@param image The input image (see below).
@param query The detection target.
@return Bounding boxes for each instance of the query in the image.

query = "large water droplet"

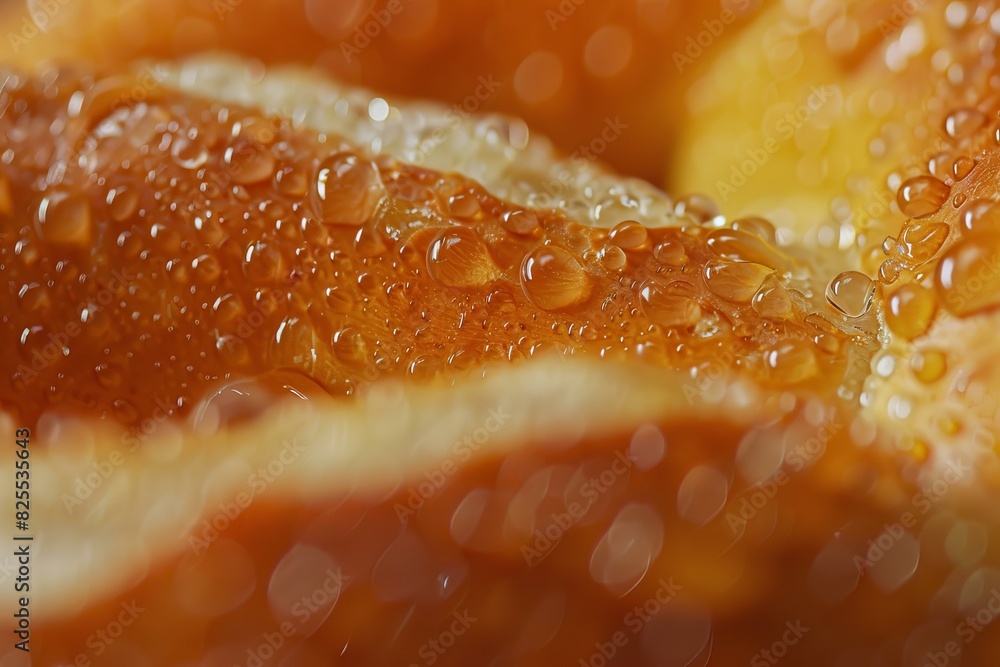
[935,231,1000,317]
[608,220,648,249]
[961,199,1000,233]
[751,274,794,320]
[707,228,788,270]
[945,108,986,139]
[639,280,702,329]
[703,260,773,303]
[520,245,591,311]
[897,176,950,218]
[225,137,276,185]
[885,284,936,340]
[896,221,949,265]
[765,339,818,383]
[825,271,875,317]
[427,227,498,288]
[35,192,92,245]
[312,152,384,226]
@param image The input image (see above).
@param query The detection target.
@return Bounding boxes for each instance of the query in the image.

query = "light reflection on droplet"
[676,466,729,526]
[268,543,343,637]
[808,540,860,604]
[629,424,665,471]
[589,503,663,595]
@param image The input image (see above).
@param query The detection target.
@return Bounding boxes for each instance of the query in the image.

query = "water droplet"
[897,220,949,264]
[707,228,788,270]
[675,194,723,226]
[911,348,947,383]
[35,192,92,245]
[897,175,950,218]
[332,328,368,367]
[653,239,687,266]
[704,260,773,303]
[372,532,431,602]
[825,271,875,317]
[191,254,222,282]
[886,284,937,340]
[520,245,591,311]
[676,467,728,526]
[945,108,986,138]
[935,232,1000,317]
[191,372,323,433]
[608,220,648,249]
[639,280,702,329]
[878,259,901,284]
[867,529,919,592]
[445,192,481,220]
[352,224,387,257]
[764,339,818,383]
[106,185,139,222]
[170,134,208,169]
[427,227,498,288]
[814,333,840,354]
[961,198,1000,232]
[953,157,975,181]
[501,210,540,235]
[597,244,627,270]
[324,287,354,314]
[312,152,384,226]
[243,241,285,284]
[94,363,124,389]
[268,545,341,637]
[751,274,794,320]
[213,293,246,325]
[735,217,777,244]
[589,503,663,595]
[225,137,276,185]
